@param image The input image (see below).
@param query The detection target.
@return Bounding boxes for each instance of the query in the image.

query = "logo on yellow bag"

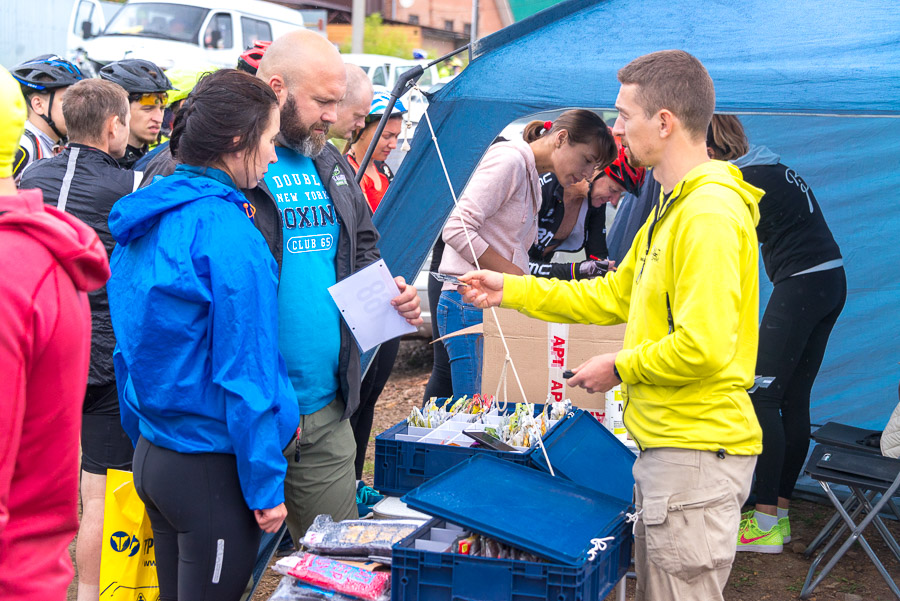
[101,470,159,600]
[110,531,141,557]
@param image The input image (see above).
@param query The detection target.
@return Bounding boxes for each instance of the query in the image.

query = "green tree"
[340,13,417,58]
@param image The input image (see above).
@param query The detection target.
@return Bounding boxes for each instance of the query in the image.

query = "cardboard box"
[481,308,626,420]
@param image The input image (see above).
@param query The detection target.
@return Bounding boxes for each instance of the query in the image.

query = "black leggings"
[351,337,400,479]
[424,273,453,402]
[752,268,846,505]
[133,436,261,601]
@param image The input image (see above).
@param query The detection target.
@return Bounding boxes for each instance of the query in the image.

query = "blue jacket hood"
[732,144,781,169]
[110,168,246,245]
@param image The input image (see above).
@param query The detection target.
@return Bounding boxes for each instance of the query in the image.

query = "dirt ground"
[68,339,900,601]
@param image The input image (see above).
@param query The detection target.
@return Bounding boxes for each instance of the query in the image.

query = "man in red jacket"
[0,65,110,600]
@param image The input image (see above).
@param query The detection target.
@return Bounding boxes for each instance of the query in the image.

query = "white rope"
[587,536,616,561]
[493,354,511,412]
[625,509,642,535]
[415,84,555,477]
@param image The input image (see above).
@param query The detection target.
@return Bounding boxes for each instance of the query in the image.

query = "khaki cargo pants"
[633,448,756,601]
[282,397,358,543]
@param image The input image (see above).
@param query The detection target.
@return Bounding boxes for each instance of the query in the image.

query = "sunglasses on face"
[133,92,168,106]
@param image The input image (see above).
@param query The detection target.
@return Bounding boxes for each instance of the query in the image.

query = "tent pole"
[355,45,470,184]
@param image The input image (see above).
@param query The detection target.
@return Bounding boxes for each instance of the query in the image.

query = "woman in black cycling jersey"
[708,115,846,555]
[529,143,645,279]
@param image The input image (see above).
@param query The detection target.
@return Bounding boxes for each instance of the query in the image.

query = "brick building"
[386,0,513,40]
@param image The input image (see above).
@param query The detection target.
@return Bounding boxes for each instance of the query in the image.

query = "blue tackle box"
[391,454,633,601]
[376,407,635,497]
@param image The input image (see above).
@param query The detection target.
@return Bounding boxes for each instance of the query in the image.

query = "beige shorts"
[633,448,756,601]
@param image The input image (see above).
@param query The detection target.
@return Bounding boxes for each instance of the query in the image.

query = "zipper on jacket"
[621,396,643,451]
[636,185,685,283]
[666,293,674,335]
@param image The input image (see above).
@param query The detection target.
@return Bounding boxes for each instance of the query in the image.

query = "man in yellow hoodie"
[460,50,764,601]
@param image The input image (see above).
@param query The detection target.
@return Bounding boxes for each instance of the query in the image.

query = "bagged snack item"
[268,575,368,601]
[411,395,497,428]
[455,533,479,555]
[465,534,544,563]
[547,398,573,421]
[275,553,390,601]
[302,515,421,556]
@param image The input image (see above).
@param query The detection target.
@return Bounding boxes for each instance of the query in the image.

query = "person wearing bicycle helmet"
[345,92,406,211]
[10,55,84,182]
[237,40,272,76]
[530,141,645,280]
[132,65,215,173]
[136,45,272,182]
[99,59,173,169]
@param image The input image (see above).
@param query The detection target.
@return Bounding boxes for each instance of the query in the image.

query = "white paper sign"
[328,259,417,352]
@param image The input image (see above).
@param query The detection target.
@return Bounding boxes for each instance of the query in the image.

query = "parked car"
[68,0,326,74]
[341,53,438,94]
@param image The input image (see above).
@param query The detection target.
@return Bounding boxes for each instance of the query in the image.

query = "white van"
[341,53,439,93]
[69,0,327,74]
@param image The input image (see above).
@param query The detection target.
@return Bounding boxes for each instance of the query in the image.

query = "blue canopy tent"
[373,0,900,429]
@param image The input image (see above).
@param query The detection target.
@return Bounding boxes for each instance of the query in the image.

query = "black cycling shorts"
[81,383,134,474]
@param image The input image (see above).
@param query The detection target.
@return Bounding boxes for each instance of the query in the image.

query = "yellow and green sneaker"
[736,516,784,554]
[779,516,791,544]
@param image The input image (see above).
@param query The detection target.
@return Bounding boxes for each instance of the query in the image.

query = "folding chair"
[812,421,882,452]
[800,444,900,600]
[803,422,894,556]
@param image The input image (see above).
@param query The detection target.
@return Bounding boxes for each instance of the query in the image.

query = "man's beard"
[622,145,647,169]
[279,93,329,157]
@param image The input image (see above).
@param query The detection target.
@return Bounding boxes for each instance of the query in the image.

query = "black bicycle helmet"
[11,54,84,91]
[11,55,84,141]
[99,59,172,94]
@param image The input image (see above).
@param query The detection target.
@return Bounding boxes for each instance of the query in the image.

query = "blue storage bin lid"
[401,454,630,566]
[528,410,635,504]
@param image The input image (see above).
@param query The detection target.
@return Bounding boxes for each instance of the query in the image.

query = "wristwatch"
[613,364,622,383]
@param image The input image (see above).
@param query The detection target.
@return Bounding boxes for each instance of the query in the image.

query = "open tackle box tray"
[375,404,635,498]
[391,454,633,601]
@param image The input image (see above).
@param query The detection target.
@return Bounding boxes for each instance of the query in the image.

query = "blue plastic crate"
[374,399,540,496]
[375,408,635,498]
[391,455,634,601]
[374,419,534,496]
[391,518,631,601]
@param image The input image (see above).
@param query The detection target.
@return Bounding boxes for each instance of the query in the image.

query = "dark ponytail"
[522,109,617,168]
[522,120,552,143]
[170,68,277,168]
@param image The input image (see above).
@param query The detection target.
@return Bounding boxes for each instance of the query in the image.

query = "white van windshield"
[104,3,209,44]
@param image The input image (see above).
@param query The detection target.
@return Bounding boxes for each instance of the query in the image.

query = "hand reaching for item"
[458,270,505,308]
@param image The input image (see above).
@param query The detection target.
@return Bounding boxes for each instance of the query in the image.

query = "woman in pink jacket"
[437,109,616,397]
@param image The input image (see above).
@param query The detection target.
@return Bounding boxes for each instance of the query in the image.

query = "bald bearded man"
[251,30,421,541]
[329,64,374,148]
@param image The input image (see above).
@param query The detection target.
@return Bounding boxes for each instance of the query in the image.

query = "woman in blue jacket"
[107,69,299,601]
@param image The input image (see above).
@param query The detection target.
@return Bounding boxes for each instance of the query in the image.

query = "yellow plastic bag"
[99,469,159,601]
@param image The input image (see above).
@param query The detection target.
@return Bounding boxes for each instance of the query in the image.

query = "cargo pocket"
[642,484,732,581]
